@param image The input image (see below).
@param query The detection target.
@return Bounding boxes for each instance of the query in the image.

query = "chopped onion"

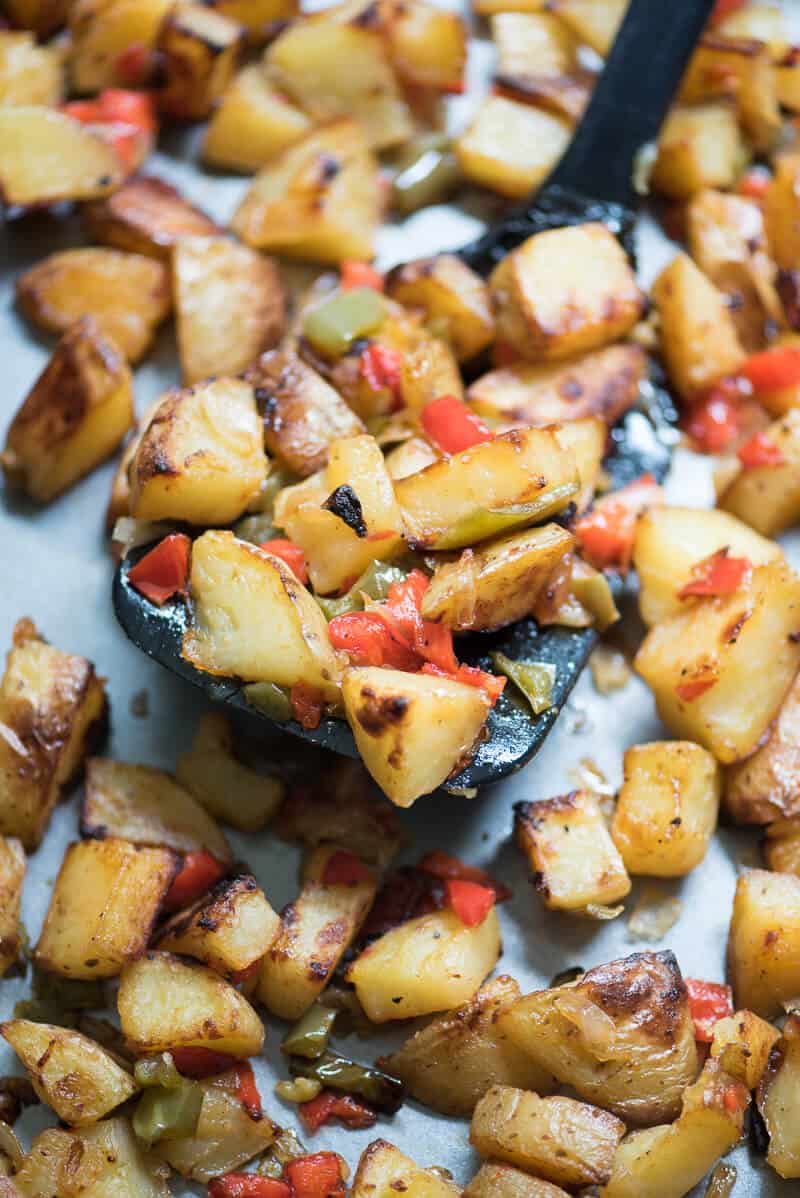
[112,517,175,555]
[627,889,682,942]
[590,646,631,694]
[554,991,617,1058]
[584,903,624,921]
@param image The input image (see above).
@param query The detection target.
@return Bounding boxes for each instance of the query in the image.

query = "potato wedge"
[719,408,800,536]
[650,103,747,200]
[386,255,493,363]
[456,96,571,199]
[711,1008,780,1089]
[2,317,133,504]
[156,873,280,976]
[0,106,122,206]
[81,757,233,863]
[346,904,501,1023]
[351,1140,460,1198]
[158,3,242,119]
[0,618,107,851]
[118,951,264,1057]
[757,1014,800,1179]
[727,868,800,1017]
[0,31,62,105]
[465,1163,570,1198]
[0,836,25,979]
[203,63,310,172]
[68,0,172,92]
[14,1117,170,1197]
[83,175,221,260]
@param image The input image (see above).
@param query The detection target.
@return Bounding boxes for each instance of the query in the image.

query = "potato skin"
[83,175,221,260]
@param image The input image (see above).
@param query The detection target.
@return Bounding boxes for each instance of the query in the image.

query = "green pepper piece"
[315,561,408,620]
[281,1002,338,1060]
[13,999,77,1027]
[244,682,292,723]
[431,480,580,551]
[132,1080,203,1145]
[134,1053,183,1089]
[303,288,385,358]
[491,653,556,715]
[288,1050,403,1113]
[257,1127,308,1176]
[570,567,620,632]
[234,513,281,546]
[32,968,105,1011]
[392,136,462,215]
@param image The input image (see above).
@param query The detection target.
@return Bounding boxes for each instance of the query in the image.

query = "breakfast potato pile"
[4,0,800,1194]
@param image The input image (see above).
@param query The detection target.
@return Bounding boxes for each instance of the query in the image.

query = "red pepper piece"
[575,474,662,572]
[358,867,438,945]
[163,849,226,912]
[99,88,157,131]
[421,395,494,455]
[419,662,505,707]
[341,261,384,292]
[685,977,734,1042]
[259,538,309,584]
[710,0,747,23]
[737,431,787,468]
[62,89,156,170]
[128,533,191,606]
[298,1090,378,1133]
[741,346,800,392]
[685,385,744,454]
[234,1061,262,1119]
[328,612,420,671]
[419,850,512,902]
[360,345,403,407]
[736,169,771,200]
[170,1047,241,1078]
[677,549,751,599]
[322,850,373,887]
[285,1153,346,1198]
[209,1176,292,1198]
[290,683,324,730]
[114,43,155,87]
[444,878,495,927]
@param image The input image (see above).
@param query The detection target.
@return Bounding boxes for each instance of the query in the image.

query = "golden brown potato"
[0,106,123,206]
[118,951,264,1057]
[495,69,593,122]
[491,11,576,80]
[456,96,571,199]
[680,34,781,152]
[719,409,800,537]
[474,0,550,13]
[203,63,311,172]
[351,1139,460,1198]
[634,560,800,764]
[83,175,221,261]
[384,435,440,481]
[0,619,107,851]
[81,757,233,863]
[156,873,280,976]
[728,869,800,1017]
[0,1020,137,1126]
[763,814,800,874]
[757,1013,800,1179]
[471,1084,625,1189]
[3,0,70,36]
[382,977,556,1116]
[257,844,376,1020]
[651,103,747,200]
[514,790,630,914]
[382,0,466,90]
[464,1162,570,1198]
[129,378,266,525]
[14,1117,170,1198]
[231,119,383,263]
[0,31,63,105]
[551,0,626,55]
[35,837,178,980]
[173,236,285,385]
[765,153,800,271]
[16,249,171,365]
[2,317,133,504]
[386,255,493,362]
[716,3,789,55]
[776,50,800,113]
[157,3,242,119]
[176,711,285,834]
[0,836,25,979]
[710,1008,780,1089]
[68,0,172,92]
[553,417,607,513]
[203,0,298,34]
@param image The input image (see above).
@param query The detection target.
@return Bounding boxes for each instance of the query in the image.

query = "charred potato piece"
[763,814,800,873]
[650,103,747,200]
[0,619,107,851]
[0,836,25,979]
[728,868,800,1017]
[156,873,280,976]
[0,31,62,105]
[352,1139,460,1198]
[680,33,780,152]
[711,1008,780,1089]
[2,317,133,503]
[382,976,556,1116]
[456,96,571,199]
[765,154,800,270]
[158,3,242,120]
[16,248,171,365]
[3,0,70,36]
[81,757,233,864]
[465,1163,570,1198]
[174,236,285,385]
[757,1014,800,1179]
[257,844,376,1020]
[203,63,310,172]
[14,1117,170,1197]
[34,837,178,980]
[68,0,172,93]
[550,0,626,55]
[0,1020,137,1126]
[118,951,264,1056]
[719,408,800,537]
[0,106,123,206]
[83,175,221,260]
[498,951,699,1126]
[386,255,493,362]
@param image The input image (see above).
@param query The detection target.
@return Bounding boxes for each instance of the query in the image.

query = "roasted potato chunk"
[651,103,747,199]
[13,1117,170,1198]
[765,153,800,271]
[3,0,70,36]
[203,0,298,33]
[35,837,178,980]
[203,63,310,172]
[83,175,221,260]
[726,669,800,825]
[551,0,626,54]
[757,1014,800,1179]
[156,873,280,976]
[0,106,122,206]
[2,317,133,504]
[382,976,556,1116]
[464,1163,570,1198]
[719,408,800,537]
[763,814,800,873]
[490,223,643,362]
[346,904,501,1023]
[500,950,698,1125]
[129,378,266,525]
[680,34,781,152]
[386,255,493,362]
[383,0,466,91]
[0,31,62,105]
[352,1140,460,1198]
[471,1084,625,1189]
[710,1008,780,1089]
[634,559,800,764]
[0,836,25,979]
[456,96,571,199]
[157,3,242,119]
[491,11,576,80]
[0,619,107,851]
[514,790,631,914]
[728,868,800,1017]
[118,951,264,1057]
[16,249,171,365]
[68,0,172,93]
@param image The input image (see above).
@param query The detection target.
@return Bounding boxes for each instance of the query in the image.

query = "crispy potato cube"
[491,11,576,81]
[634,560,800,764]
[763,814,800,872]
[158,3,242,119]
[386,255,493,362]
[257,844,376,1020]
[352,1140,460,1198]
[728,869,800,1017]
[757,1014,800,1179]
[16,248,171,365]
[176,712,285,834]
[3,0,70,36]
[680,34,780,152]
[81,757,233,863]
[611,741,721,877]
[498,951,699,1126]
[632,505,781,627]
[0,31,62,105]
[550,0,626,55]
[2,317,133,503]
[346,905,501,1023]
[720,408,800,536]
[420,523,574,633]
[651,103,747,200]
[83,175,221,260]
[471,1085,625,1189]
[231,120,382,263]
[456,96,571,199]
[68,0,172,92]
[129,378,266,524]
[245,347,364,478]
[710,1009,780,1089]
[490,223,642,362]
[0,1020,137,1126]
[0,836,25,979]
[765,153,800,272]
[118,951,264,1056]
[0,619,107,851]
[599,1060,748,1198]
[398,329,464,415]
[342,667,490,809]
[514,790,630,913]
[0,106,122,206]
[173,236,285,385]
[156,873,280,976]
[203,64,310,171]
[14,1117,170,1197]
[465,1163,569,1198]
[182,531,342,702]
[35,837,178,980]
[383,0,466,90]
[382,976,556,1116]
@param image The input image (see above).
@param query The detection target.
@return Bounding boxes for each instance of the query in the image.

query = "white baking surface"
[2,3,800,1193]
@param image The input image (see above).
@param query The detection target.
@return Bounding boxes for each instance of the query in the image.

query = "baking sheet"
[2,4,800,1192]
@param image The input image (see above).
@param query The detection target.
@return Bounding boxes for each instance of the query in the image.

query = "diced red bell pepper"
[328,612,420,671]
[170,1047,241,1078]
[61,89,156,170]
[685,977,734,1042]
[290,683,324,730]
[414,618,460,674]
[235,1061,262,1119]
[675,667,719,703]
[677,549,751,599]
[285,1153,346,1198]
[128,533,191,606]
[575,474,662,572]
[340,261,384,292]
[419,661,506,707]
[737,431,786,468]
[322,850,373,886]
[360,344,403,408]
[421,395,494,455]
[298,1090,378,1133]
[440,78,466,94]
[741,346,800,392]
[444,878,495,927]
[419,850,512,902]
[164,849,226,912]
[736,168,771,200]
[209,1176,292,1198]
[384,571,460,673]
[723,1082,748,1113]
[99,88,157,131]
[259,539,308,584]
[685,381,745,454]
